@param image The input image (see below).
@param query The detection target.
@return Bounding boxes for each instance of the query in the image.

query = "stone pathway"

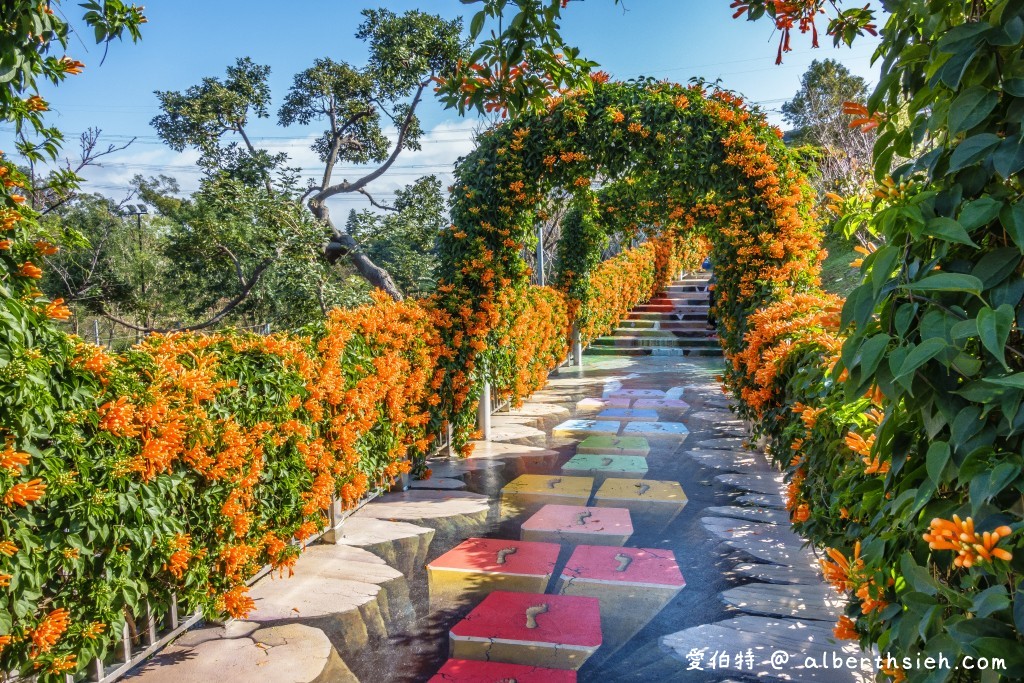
[126,353,875,683]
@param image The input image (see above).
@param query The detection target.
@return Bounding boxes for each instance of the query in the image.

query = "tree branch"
[317,80,426,200]
[356,187,398,212]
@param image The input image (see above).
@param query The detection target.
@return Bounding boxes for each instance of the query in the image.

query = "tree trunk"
[308,198,404,301]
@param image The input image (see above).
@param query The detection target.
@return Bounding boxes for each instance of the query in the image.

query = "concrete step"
[620,320,712,331]
[609,328,717,340]
[585,346,723,357]
[633,304,709,314]
[593,336,720,349]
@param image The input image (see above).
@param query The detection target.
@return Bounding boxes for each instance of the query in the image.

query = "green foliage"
[345,176,447,297]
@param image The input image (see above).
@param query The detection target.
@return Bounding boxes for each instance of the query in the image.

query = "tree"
[151,9,466,301]
[346,175,447,297]
[782,59,873,194]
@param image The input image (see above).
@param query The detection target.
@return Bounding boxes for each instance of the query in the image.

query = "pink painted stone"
[429,659,577,683]
[521,504,633,545]
[561,545,686,588]
[577,397,631,409]
[428,537,559,577]
[450,591,602,648]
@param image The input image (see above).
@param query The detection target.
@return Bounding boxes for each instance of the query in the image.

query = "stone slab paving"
[464,440,559,460]
[720,584,843,621]
[716,473,785,496]
[661,616,874,682]
[704,505,788,525]
[409,477,467,490]
[701,517,805,546]
[355,490,491,545]
[696,437,748,450]
[736,492,787,509]
[125,621,356,683]
[332,517,434,578]
[633,398,690,409]
[732,562,824,585]
[246,544,411,657]
[683,449,759,471]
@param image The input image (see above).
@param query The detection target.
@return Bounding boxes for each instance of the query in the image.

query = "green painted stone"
[576,435,650,457]
[561,454,648,479]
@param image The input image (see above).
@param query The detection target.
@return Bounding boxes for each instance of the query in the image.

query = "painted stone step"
[556,545,685,653]
[633,398,690,410]
[521,504,633,546]
[605,389,666,399]
[620,320,710,330]
[427,538,559,609]
[622,420,689,438]
[552,418,621,437]
[428,659,577,682]
[576,435,650,457]
[560,454,648,482]
[449,591,602,670]
[576,397,631,410]
[593,479,687,531]
[500,474,594,517]
[597,408,659,421]
[124,621,355,683]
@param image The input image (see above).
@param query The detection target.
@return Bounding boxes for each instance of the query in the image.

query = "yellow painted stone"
[593,479,687,531]
[499,474,594,517]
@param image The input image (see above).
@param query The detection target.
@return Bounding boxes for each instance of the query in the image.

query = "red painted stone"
[521,504,632,539]
[428,659,577,683]
[561,545,686,587]
[428,537,559,576]
[450,591,602,648]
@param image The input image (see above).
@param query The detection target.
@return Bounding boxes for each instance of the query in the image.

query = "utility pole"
[123,204,149,337]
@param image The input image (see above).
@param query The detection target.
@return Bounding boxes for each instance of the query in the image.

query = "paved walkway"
[127,353,875,682]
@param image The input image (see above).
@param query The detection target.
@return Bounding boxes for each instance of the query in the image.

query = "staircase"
[586,275,723,357]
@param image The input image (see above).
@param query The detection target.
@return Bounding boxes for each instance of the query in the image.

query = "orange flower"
[221,585,255,618]
[30,608,71,655]
[45,298,72,320]
[923,516,1013,567]
[0,574,11,587]
[0,444,30,472]
[60,57,85,74]
[820,541,862,593]
[833,615,858,640]
[17,262,42,279]
[33,240,58,255]
[3,478,47,506]
[0,540,18,556]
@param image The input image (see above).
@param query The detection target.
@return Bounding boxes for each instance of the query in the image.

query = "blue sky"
[3,1,882,208]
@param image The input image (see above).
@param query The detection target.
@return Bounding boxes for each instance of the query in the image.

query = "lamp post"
[123,204,149,335]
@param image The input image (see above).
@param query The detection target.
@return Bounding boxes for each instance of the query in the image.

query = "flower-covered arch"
[434,76,825,447]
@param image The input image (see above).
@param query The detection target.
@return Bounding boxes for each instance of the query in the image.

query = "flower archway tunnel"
[435,77,826,449]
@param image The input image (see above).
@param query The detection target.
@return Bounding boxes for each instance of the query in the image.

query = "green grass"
[819,231,862,298]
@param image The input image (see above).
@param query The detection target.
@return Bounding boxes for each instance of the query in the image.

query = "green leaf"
[959,197,1003,230]
[900,552,938,596]
[983,373,1024,389]
[993,137,1024,178]
[948,134,1002,173]
[925,217,978,247]
[1001,201,1024,252]
[897,337,948,379]
[905,272,983,294]
[977,304,1014,369]
[948,85,998,135]
[926,441,951,484]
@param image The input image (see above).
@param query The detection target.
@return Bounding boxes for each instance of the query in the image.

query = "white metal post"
[536,225,545,286]
[477,379,492,440]
[572,324,583,368]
